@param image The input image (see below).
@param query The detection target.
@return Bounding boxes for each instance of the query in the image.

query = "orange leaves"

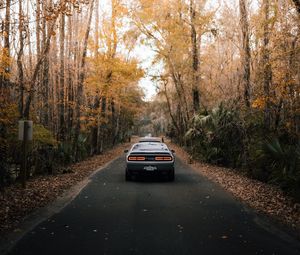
[0,99,18,126]
[44,0,90,21]
[251,96,278,109]
[0,47,11,79]
[251,97,266,109]
[83,38,145,131]
[86,53,144,104]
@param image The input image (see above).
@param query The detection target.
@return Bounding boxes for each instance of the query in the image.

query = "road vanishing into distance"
[8,155,300,255]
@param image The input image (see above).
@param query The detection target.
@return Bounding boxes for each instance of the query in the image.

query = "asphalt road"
[8,156,300,255]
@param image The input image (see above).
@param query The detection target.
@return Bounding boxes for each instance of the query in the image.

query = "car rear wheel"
[168,169,175,182]
[125,170,131,181]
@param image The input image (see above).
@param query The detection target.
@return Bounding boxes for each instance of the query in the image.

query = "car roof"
[138,137,162,143]
[131,142,170,153]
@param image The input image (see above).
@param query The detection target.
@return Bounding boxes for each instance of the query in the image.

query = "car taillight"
[128,156,145,161]
[155,156,173,161]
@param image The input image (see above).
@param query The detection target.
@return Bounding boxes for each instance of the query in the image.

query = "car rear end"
[125,146,175,181]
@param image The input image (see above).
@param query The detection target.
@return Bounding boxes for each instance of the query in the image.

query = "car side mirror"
[124,149,129,153]
[171,149,175,153]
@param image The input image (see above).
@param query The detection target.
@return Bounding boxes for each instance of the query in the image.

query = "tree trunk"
[190,0,200,113]
[95,0,100,55]
[59,13,65,140]
[90,93,100,155]
[0,0,11,90]
[262,0,272,129]
[23,20,57,119]
[98,96,106,153]
[113,104,121,145]
[239,0,251,107]
[67,15,74,137]
[17,0,25,118]
[163,80,181,136]
[170,70,188,133]
[168,60,190,123]
[36,0,41,59]
[73,0,95,159]
[107,0,118,58]
[42,2,50,127]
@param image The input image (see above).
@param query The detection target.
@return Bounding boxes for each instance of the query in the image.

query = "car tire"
[125,170,131,181]
[168,169,175,182]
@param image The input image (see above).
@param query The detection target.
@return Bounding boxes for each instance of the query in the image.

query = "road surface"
[8,156,300,255]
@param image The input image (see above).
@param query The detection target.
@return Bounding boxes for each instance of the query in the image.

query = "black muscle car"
[125,142,175,181]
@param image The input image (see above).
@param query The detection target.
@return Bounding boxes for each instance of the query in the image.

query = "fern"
[263,138,300,190]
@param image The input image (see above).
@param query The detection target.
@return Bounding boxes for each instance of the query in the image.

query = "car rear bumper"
[126,162,174,175]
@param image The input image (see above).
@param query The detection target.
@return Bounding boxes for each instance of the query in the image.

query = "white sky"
[133,44,160,101]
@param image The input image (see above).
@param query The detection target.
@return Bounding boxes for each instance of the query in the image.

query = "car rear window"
[132,143,169,152]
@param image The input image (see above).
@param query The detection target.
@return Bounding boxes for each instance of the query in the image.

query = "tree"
[73,0,95,159]
[59,13,66,140]
[17,0,25,117]
[190,0,201,112]
[0,0,11,90]
[262,0,272,129]
[239,0,251,107]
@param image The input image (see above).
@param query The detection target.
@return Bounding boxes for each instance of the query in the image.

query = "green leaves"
[185,102,244,166]
[33,124,57,146]
[262,138,300,191]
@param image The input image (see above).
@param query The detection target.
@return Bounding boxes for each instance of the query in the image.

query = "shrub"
[186,102,245,167]
[30,124,58,175]
[261,138,300,198]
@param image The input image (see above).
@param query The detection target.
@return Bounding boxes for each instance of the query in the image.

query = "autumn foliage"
[133,0,300,198]
[0,0,299,199]
[0,0,145,188]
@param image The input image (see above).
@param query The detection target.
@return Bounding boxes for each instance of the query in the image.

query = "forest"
[0,0,299,199]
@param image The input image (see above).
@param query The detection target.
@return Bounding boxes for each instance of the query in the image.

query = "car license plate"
[144,166,157,171]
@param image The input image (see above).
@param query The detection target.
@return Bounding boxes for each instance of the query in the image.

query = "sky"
[132,44,160,101]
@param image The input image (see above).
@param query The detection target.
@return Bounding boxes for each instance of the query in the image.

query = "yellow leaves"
[252,97,266,109]
[83,52,145,130]
[86,53,144,98]
[0,47,12,79]
[285,122,292,129]
[0,99,18,126]
[252,96,277,109]
[43,0,90,22]
[115,3,128,16]
[80,116,98,123]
